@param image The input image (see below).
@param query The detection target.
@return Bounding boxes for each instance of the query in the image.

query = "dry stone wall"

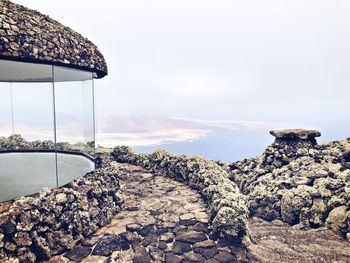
[0,155,124,262]
[227,131,350,241]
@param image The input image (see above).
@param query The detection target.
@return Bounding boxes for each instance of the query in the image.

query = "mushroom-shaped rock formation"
[0,0,107,78]
[270,129,321,140]
[270,129,321,146]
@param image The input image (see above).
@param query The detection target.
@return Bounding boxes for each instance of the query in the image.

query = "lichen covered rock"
[226,131,350,240]
[0,153,124,262]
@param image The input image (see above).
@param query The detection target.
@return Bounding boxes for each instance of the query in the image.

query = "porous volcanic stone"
[193,239,216,249]
[270,129,321,141]
[214,251,236,263]
[64,246,91,262]
[92,235,129,257]
[172,241,192,255]
[0,0,107,77]
[132,243,151,263]
[176,230,207,244]
[193,247,219,259]
[165,253,182,263]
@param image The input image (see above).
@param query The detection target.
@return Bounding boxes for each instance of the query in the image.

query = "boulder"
[326,206,348,233]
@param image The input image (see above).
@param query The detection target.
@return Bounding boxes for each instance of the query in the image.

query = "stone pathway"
[46,163,246,263]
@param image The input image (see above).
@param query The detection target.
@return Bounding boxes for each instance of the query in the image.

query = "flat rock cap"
[0,0,107,78]
[270,129,321,140]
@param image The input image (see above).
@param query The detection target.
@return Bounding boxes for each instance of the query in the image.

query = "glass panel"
[54,67,95,186]
[82,79,96,157]
[0,82,56,202]
[11,83,56,146]
[0,83,13,138]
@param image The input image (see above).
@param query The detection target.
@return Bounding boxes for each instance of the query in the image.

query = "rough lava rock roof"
[0,0,107,78]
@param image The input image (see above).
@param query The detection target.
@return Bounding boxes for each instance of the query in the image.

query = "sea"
[134,124,350,163]
[134,128,274,163]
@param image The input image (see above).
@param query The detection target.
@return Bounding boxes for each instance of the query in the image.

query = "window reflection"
[0,62,96,201]
[0,83,12,137]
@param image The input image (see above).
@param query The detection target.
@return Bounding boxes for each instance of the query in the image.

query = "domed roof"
[0,0,107,78]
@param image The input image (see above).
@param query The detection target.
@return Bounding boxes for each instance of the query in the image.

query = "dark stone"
[126,206,139,212]
[92,235,130,257]
[31,237,51,260]
[132,244,151,263]
[216,238,233,248]
[120,232,141,244]
[176,230,207,244]
[172,241,192,255]
[179,220,197,226]
[158,241,168,250]
[81,235,100,247]
[270,129,321,140]
[150,210,162,216]
[165,253,182,263]
[138,226,153,237]
[203,259,219,263]
[214,251,236,263]
[166,187,176,192]
[141,235,157,247]
[193,247,218,259]
[0,218,16,234]
[133,256,151,263]
[126,224,141,232]
[173,225,188,232]
[183,251,206,262]
[156,227,170,235]
[64,246,91,262]
[190,222,210,234]
[192,240,216,249]
[230,247,248,262]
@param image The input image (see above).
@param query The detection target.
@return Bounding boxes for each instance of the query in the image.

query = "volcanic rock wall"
[111,146,249,243]
[0,156,124,262]
[227,130,350,241]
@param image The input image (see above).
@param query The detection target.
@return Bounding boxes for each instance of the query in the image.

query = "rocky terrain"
[109,129,350,262]
[1,129,350,262]
[0,154,124,262]
[48,161,247,263]
[227,129,350,241]
[46,150,350,263]
[111,146,249,243]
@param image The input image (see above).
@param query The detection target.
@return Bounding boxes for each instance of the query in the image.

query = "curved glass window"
[0,60,96,201]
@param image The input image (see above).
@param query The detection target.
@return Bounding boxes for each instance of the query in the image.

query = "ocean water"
[135,128,275,163]
[134,123,350,163]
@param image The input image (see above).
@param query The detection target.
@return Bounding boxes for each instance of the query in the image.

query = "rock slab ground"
[247,217,350,263]
[46,163,246,263]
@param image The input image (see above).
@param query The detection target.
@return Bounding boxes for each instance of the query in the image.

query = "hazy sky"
[12,0,350,140]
